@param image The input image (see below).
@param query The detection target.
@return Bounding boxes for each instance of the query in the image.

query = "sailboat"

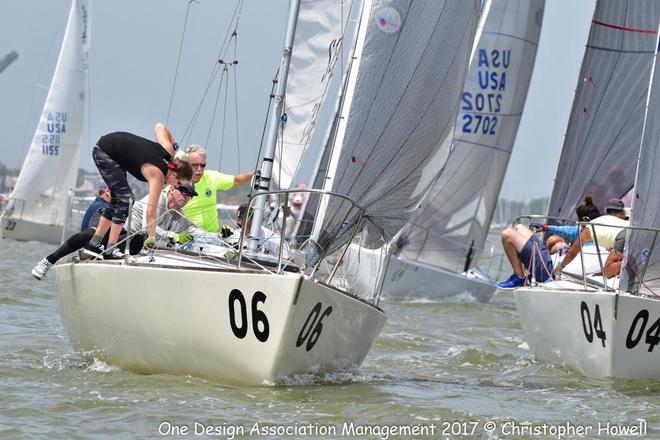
[52,0,479,385]
[514,0,660,379]
[336,0,544,303]
[1,0,88,245]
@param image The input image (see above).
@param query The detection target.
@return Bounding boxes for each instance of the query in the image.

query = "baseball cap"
[98,182,109,190]
[605,198,624,212]
[176,183,198,197]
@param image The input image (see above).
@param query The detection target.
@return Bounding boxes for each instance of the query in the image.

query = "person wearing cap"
[31,158,194,279]
[553,197,629,277]
[31,177,201,280]
[80,182,112,231]
[84,123,183,259]
[127,181,220,248]
[181,145,254,233]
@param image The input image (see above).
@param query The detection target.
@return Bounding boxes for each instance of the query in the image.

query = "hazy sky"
[0,0,595,201]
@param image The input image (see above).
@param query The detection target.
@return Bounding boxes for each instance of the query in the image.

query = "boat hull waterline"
[515,286,660,379]
[343,244,496,302]
[53,253,386,385]
[1,216,80,245]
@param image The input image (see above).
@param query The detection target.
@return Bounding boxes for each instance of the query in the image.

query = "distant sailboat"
[1,0,88,245]
[337,0,544,303]
[514,0,660,379]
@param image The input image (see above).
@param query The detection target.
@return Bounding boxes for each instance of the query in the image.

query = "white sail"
[272,0,358,189]
[4,0,87,232]
[315,0,480,253]
[399,0,544,274]
[547,0,660,219]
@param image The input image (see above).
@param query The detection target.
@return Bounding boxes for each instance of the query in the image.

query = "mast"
[248,0,302,250]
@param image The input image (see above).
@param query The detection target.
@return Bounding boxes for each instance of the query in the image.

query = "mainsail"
[315,0,480,252]
[271,0,359,189]
[398,0,544,273]
[547,0,660,220]
[5,0,87,227]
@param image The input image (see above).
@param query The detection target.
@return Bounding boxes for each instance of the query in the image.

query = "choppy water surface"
[2,239,660,439]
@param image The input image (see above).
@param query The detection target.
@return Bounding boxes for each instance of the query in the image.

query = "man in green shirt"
[182,145,254,232]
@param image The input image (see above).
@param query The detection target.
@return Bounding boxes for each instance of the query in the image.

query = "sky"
[0,0,595,201]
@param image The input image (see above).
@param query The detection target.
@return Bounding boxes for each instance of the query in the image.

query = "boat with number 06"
[53,243,385,385]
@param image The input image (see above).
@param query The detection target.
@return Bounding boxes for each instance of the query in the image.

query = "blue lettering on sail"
[41,112,65,155]
[461,47,510,136]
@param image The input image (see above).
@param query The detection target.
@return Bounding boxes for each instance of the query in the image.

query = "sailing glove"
[144,235,157,249]
[172,231,192,244]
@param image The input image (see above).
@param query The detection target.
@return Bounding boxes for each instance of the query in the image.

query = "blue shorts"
[520,235,553,282]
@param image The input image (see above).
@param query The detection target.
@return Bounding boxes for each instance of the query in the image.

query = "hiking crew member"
[85,123,180,258]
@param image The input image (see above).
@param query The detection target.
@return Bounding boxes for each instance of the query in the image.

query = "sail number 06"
[296,302,333,352]
[228,289,269,342]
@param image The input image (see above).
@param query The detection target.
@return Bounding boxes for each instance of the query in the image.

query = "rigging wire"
[181,0,243,146]
[166,0,198,126]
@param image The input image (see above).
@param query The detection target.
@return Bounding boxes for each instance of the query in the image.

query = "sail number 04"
[625,309,660,352]
[580,301,606,347]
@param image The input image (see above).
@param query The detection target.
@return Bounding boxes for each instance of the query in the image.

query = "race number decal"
[296,302,333,352]
[580,301,606,347]
[228,289,270,342]
[626,309,660,352]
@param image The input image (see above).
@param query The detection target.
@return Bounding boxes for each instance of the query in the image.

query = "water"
[2,239,660,439]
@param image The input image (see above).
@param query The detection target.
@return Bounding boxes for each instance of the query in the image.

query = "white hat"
[293,195,304,204]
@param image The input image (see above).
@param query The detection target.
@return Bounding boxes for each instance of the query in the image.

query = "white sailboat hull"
[1,215,80,245]
[53,252,386,385]
[515,286,660,379]
[342,244,495,302]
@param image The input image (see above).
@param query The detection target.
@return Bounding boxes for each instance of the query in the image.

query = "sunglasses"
[191,163,206,169]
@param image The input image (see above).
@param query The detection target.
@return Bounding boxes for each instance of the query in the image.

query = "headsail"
[315,0,480,252]
[5,0,87,227]
[271,0,359,189]
[621,20,660,294]
[398,0,544,273]
[547,0,660,220]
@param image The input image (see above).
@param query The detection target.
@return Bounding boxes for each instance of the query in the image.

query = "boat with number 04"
[514,0,660,379]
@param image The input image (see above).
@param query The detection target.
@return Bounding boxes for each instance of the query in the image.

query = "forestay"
[316,0,480,252]
[5,0,87,226]
[272,0,359,189]
[398,0,544,273]
[547,0,660,220]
